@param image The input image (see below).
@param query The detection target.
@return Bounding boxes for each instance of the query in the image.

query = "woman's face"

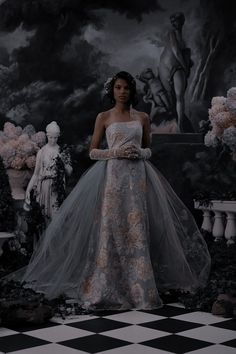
[47,133,59,146]
[113,78,131,104]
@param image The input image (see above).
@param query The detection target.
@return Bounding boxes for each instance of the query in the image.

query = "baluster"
[225,212,236,245]
[201,210,213,233]
[212,211,225,242]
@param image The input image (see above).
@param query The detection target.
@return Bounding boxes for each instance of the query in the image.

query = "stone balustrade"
[194,200,236,245]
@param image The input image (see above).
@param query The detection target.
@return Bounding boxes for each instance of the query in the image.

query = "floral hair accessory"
[104,77,114,93]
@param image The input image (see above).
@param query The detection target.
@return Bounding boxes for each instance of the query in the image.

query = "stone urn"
[6,169,32,200]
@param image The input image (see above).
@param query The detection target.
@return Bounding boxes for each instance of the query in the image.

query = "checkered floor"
[0,303,235,354]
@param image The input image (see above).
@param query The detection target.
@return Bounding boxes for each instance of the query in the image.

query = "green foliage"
[25,191,46,249]
[179,232,236,312]
[0,157,16,231]
[0,193,45,277]
[52,144,72,208]
[183,145,236,202]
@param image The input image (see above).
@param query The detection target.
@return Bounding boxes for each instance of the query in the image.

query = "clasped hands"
[116,145,141,160]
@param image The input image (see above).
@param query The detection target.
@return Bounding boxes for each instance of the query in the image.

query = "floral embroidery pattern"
[79,122,161,309]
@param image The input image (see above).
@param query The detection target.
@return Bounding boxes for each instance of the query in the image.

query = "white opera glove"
[139,148,152,160]
[89,148,125,160]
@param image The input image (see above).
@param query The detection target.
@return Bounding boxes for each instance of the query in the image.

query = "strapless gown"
[21,121,210,310]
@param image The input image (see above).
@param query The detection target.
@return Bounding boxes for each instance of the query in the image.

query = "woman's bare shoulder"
[97,109,114,120]
[132,109,149,122]
[95,110,111,126]
[96,109,114,127]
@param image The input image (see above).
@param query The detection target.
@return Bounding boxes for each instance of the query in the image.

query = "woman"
[22,71,210,310]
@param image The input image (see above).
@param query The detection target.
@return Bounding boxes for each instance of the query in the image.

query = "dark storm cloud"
[0,0,163,31]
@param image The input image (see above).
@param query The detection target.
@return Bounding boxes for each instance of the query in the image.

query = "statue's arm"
[169,31,187,70]
[25,149,42,202]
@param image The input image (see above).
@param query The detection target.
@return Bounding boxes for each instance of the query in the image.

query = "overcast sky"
[81,0,199,77]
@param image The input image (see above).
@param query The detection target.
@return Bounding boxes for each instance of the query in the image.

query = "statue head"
[46,121,60,146]
[170,12,185,29]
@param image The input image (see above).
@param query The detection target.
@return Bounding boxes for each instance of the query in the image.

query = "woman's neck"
[113,103,130,113]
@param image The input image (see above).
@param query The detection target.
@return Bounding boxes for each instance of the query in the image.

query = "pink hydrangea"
[9,140,19,149]
[222,126,236,151]
[204,131,219,147]
[22,124,36,136]
[211,125,224,137]
[206,91,236,160]
[213,111,235,129]
[25,155,36,169]
[11,157,26,170]
[0,122,49,170]
[226,87,236,99]
[208,105,227,122]
[211,96,226,106]
[226,88,236,114]
[226,99,236,115]
[2,157,15,169]
[15,126,23,136]
[0,131,7,143]
[18,133,29,143]
[3,122,18,139]
[31,131,46,147]
[0,143,16,160]
[19,141,38,156]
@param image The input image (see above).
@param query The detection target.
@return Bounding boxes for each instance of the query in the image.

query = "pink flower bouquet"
[205,88,236,158]
[0,122,46,170]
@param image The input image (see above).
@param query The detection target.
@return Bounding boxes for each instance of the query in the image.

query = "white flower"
[204,131,219,147]
[211,96,226,106]
[222,126,236,152]
[104,77,113,93]
[226,87,236,99]
[226,87,236,114]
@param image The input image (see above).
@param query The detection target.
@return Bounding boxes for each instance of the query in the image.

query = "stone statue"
[24,121,72,220]
[136,68,170,119]
[136,68,178,133]
[158,12,193,132]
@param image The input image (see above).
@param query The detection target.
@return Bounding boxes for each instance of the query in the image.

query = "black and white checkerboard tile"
[0,303,235,353]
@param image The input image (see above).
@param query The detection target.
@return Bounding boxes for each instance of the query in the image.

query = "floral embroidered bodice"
[106,121,142,149]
